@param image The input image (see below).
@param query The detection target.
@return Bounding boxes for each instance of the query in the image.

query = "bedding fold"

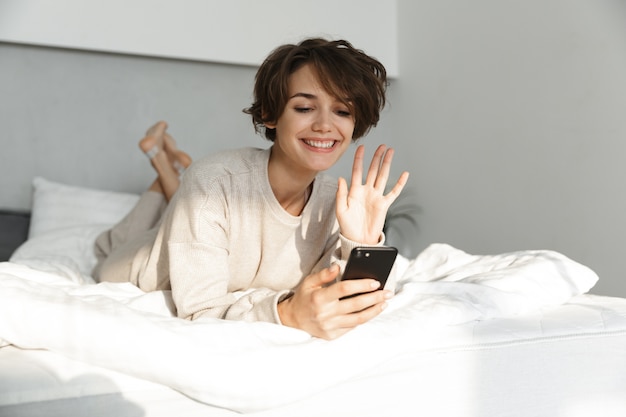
[0,244,598,412]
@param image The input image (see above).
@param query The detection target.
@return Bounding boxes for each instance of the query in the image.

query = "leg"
[93,191,167,282]
[93,121,192,282]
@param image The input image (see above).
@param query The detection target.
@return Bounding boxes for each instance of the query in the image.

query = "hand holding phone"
[340,246,398,299]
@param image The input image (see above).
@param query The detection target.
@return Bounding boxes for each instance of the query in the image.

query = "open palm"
[336,145,409,244]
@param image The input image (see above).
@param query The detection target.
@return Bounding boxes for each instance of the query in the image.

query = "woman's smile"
[301,139,339,151]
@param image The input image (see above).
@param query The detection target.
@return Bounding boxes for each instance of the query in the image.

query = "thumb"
[305,264,341,289]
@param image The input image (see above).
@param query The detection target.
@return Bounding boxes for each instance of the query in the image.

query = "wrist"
[277,295,295,328]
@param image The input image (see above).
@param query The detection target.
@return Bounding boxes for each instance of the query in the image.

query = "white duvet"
[0,243,598,413]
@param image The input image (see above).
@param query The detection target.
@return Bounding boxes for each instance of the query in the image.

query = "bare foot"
[139,123,181,202]
[144,121,168,146]
[163,133,192,174]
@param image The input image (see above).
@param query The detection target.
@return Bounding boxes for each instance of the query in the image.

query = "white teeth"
[304,140,335,149]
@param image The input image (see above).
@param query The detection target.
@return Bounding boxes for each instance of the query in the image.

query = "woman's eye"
[336,110,352,117]
[295,107,312,113]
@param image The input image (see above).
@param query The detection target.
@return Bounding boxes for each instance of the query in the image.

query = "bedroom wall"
[393,0,626,297]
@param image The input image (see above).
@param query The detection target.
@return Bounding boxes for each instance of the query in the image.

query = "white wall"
[0,0,398,76]
[394,0,626,297]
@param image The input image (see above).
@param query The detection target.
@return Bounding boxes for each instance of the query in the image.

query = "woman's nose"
[312,111,332,132]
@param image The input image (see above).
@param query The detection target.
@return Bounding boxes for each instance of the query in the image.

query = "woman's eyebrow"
[289,92,317,100]
[289,92,351,105]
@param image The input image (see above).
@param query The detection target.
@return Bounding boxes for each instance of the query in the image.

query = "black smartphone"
[340,246,398,299]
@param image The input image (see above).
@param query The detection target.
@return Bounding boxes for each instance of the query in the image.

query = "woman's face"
[267,64,355,175]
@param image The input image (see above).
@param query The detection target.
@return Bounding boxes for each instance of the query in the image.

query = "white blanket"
[0,243,598,413]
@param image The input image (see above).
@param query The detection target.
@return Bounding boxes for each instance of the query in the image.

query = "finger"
[334,300,388,329]
[302,264,341,290]
[339,289,391,314]
[373,146,395,190]
[383,171,410,204]
[331,278,381,300]
[365,144,387,187]
[315,293,391,340]
[350,145,365,188]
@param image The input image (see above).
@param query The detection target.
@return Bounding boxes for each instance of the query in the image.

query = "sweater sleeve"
[164,203,290,323]
[308,229,387,279]
[332,232,386,273]
[159,151,310,323]
[167,241,292,323]
[159,162,292,324]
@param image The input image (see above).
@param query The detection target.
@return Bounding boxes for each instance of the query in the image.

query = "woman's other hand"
[277,264,391,340]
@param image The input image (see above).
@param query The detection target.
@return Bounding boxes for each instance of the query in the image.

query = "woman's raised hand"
[336,145,409,244]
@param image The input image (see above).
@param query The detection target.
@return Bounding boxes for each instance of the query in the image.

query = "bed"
[1,177,626,417]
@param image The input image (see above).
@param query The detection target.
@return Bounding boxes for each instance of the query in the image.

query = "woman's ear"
[262,111,276,129]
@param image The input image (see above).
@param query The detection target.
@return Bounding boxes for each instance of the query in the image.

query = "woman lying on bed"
[93,38,409,340]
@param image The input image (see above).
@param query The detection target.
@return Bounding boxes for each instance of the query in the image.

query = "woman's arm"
[278,145,409,339]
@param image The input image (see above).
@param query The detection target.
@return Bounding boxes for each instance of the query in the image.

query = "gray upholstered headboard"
[0,210,30,261]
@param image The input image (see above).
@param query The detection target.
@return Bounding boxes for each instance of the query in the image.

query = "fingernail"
[371,281,381,289]
[384,291,393,299]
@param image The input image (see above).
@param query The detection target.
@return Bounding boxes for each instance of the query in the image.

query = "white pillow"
[28,177,140,238]
[10,177,140,278]
[11,224,112,280]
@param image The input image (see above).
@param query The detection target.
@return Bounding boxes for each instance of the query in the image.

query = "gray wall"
[2,0,626,297]
[0,43,259,204]
[393,0,626,297]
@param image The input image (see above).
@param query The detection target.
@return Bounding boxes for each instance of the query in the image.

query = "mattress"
[1,293,626,417]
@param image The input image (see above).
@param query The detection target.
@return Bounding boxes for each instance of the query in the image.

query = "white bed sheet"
[2,294,626,417]
[1,242,601,411]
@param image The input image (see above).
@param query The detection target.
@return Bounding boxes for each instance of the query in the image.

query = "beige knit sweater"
[137,147,368,324]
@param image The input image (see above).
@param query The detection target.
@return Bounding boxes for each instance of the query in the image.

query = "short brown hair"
[244,38,388,141]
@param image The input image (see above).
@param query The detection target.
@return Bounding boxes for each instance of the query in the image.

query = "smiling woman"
[93,37,409,340]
